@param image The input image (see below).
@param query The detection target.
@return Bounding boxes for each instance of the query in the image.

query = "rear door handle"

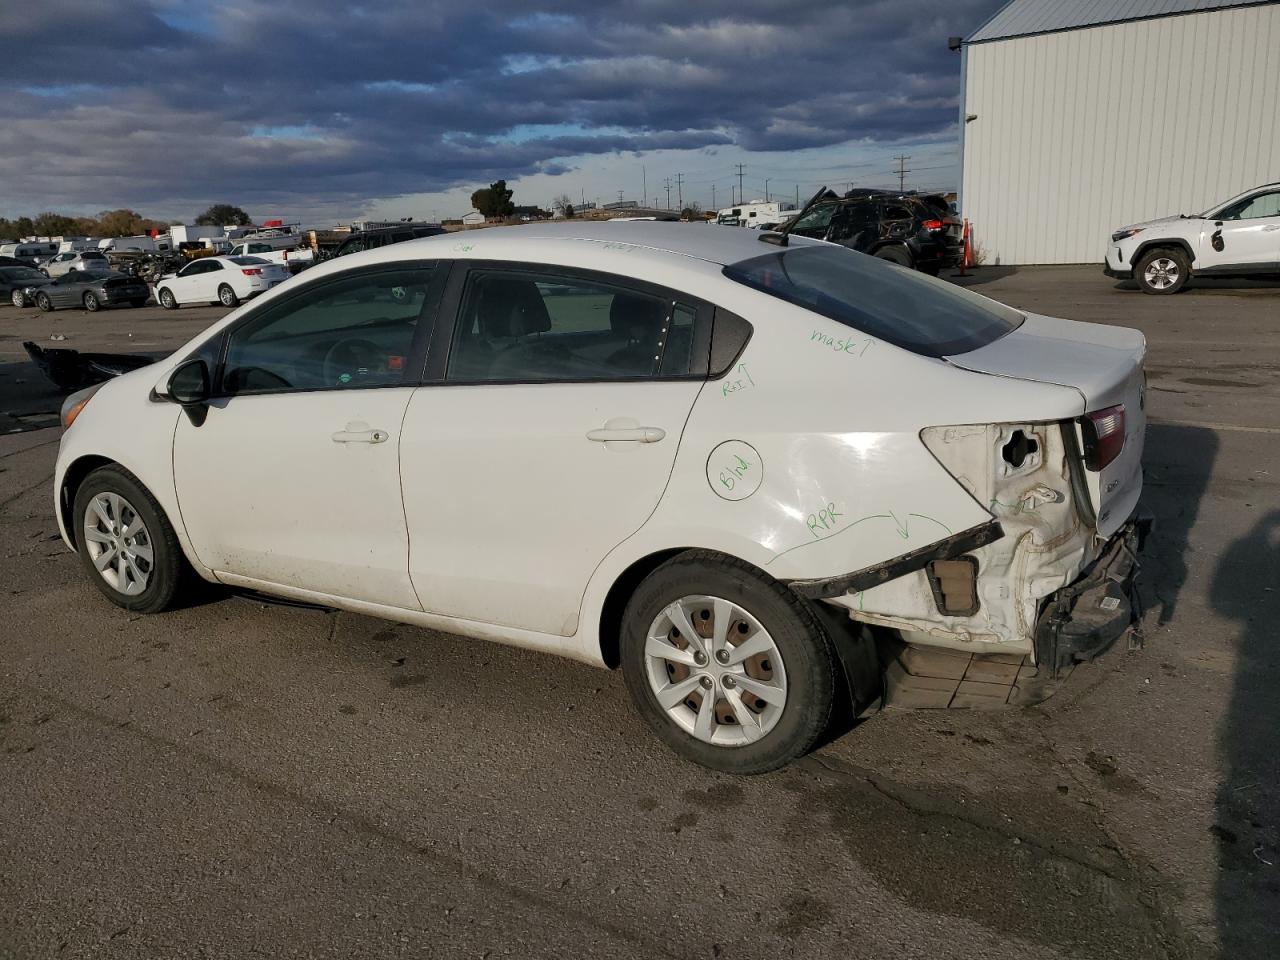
[587,427,666,443]
[332,420,388,444]
[586,417,666,444]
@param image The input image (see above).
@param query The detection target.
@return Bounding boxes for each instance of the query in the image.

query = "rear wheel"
[621,552,837,774]
[158,287,177,309]
[218,284,239,308]
[35,292,52,312]
[874,246,912,268]
[1135,247,1190,295]
[73,465,185,614]
[83,292,100,312]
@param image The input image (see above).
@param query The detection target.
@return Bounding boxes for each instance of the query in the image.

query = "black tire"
[218,284,239,308]
[73,465,186,614]
[1135,246,1190,295]
[83,292,100,312]
[920,263,943,277]
[158,287,177,310]
[35,292,53,312]
[874,246,913,268]
[620,551,837,774]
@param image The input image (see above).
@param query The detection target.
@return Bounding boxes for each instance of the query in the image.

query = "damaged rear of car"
[713,243,1148,703]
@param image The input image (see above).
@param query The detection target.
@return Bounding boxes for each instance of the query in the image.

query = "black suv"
[331,224,446,259]
[784,191,962,275]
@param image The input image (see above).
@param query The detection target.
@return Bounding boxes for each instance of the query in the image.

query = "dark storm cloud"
[1,0,1003,217]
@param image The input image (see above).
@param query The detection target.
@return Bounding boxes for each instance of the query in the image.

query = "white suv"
[1105,182,1280,294]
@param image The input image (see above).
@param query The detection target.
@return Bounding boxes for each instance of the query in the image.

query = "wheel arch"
[1132,237,1196,267]
[868,240,915,264]
[59,454,116,550]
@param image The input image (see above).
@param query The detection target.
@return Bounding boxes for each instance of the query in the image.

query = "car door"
[399,263,710,636]
[1200,189,1280,268]
[49,273,82,307]
[172,261,445,608]
[827,201,880,252]
[169,260,208,302]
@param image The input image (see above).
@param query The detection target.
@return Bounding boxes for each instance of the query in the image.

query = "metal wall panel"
[968,0,1268,43]
[961,4,1280,264]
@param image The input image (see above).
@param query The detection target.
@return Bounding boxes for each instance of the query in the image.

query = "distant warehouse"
[957,0,1280,264]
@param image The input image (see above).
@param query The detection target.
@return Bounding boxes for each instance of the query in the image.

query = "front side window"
[446,270,692,382]
[789,203,837,236]
[221,267,434,395]
[724,244,1022,357]
[1220,191,1280,220]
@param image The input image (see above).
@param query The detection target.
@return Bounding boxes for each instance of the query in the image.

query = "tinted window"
[447,270,692,382]
[1220,191,1280,220]
[221,267,434,395]
[81,252,106,261]
[789,203,837,235]
[723,245,1022,357]
[882,204,913,220]
[229,256,269,266]
[1,267,43,281]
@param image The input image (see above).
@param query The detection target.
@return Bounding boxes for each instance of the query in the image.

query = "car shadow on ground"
[1109,277,1280,294]
[1211,509,1280,955]
[943,265,1019,287]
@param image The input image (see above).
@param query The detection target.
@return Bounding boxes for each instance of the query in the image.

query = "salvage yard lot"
[1,266,1277,959]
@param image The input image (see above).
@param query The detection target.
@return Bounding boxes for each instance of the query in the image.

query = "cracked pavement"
[1,268,1277,958]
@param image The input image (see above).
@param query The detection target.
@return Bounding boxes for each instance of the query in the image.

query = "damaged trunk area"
[826,419,1143,705]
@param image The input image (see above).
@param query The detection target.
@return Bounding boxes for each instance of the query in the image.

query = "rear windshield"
[723,245,1022,357]
[230,256,270,265]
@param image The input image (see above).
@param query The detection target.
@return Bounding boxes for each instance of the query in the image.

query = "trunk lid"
[945,312,1146,538]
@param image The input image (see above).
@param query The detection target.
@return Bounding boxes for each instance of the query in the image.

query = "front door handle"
[586,417,665,444]
[587,426,665,443]
[332,420,388,444]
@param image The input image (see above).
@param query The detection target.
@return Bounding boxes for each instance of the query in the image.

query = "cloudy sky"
[1,0,1005,225]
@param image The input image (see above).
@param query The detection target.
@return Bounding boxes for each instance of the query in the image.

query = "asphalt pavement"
[1,267,1277,959]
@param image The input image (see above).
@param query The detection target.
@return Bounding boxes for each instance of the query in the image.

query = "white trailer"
[715,200,794,228]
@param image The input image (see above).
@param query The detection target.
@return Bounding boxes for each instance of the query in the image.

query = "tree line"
[0,204,254,242]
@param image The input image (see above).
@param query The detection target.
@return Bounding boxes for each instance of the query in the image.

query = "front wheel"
[218,284,239,308]
[35,292,53,312]
[621,552,837,774]
[73,465,185,614]
[11,289,26,308]
[83,292,100,312]
[1135,247,1190,294]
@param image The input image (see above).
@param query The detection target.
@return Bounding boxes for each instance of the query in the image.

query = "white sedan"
[52,222,1148,772]
[155,255,290,309]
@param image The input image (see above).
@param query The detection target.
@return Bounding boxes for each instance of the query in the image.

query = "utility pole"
[894,155,911,192]
[735,163,745,205]
[617,189,625,206]
[642,165,647,208]
[795,184,800,207]
[764,178,771,202]
[676,173,684,210]
[711,184,716,211]
[664,177,672,210]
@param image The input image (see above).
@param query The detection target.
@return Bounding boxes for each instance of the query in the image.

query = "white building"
[958,0,1280,264]
[715,200,795,228]
[460,211,486,226]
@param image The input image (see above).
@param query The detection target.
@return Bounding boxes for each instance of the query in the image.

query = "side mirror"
[167,358,210,425]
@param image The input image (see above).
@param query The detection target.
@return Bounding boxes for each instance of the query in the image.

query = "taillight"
[1081,404,1126,471]
[241,268,263,276]
[922,219,945,231]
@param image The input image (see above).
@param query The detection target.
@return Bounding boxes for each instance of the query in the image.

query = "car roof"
[402,221,819,268]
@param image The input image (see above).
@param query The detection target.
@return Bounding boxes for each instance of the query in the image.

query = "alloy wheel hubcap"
[644,595,787,746]
[82,492,153,596]
[1144,258,1178,289]
[221,288,234,305]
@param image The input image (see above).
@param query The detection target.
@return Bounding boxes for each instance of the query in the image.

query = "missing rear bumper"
[1033,508,1153,678]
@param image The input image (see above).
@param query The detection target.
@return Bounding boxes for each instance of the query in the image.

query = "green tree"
[470,180,515,219]
[33,212,80,236]
[195,204,252,226]
[14,216,35,238]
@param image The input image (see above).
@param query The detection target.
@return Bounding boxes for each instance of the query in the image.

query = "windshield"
[723,245,1022,357]
[1,267,44,281]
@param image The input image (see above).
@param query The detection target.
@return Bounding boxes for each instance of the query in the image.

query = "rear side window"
[82,252,106,261]
[446,270,698,383]
[724,245,1022,357]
